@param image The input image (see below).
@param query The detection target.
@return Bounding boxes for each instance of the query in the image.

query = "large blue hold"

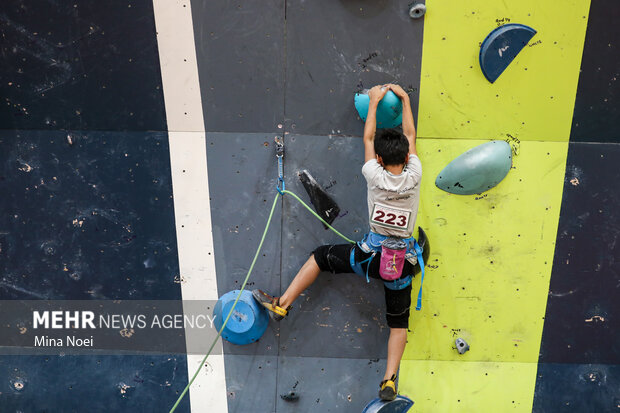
[362,395,414,413]
[354,90,403,129]
[479,23,537,83]
[435,140,512,195]
[213,289,269,345]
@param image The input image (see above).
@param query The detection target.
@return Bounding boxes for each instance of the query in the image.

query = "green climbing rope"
[169,189,354,412]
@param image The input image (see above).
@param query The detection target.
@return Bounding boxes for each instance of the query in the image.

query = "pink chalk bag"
[379,238,407,281]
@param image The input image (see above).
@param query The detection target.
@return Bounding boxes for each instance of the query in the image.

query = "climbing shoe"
[379,375,397,401]
[252,289,291,321]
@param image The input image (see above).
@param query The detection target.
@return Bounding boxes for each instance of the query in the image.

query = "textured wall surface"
[0,1,189,412]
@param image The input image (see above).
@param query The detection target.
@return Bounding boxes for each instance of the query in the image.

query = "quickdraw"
[275,136,285,194]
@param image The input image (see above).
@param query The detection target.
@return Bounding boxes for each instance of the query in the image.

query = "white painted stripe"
[152,0,204,133]
[167,131,218,301]
[186,354,227,411]
[152,1,228,412]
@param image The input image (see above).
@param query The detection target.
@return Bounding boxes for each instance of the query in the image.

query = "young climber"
[253,83,422,401]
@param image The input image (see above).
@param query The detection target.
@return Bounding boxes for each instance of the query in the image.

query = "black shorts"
[312,244,413,329]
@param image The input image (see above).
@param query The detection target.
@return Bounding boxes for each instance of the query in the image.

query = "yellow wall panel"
[417,0,590,141]
[406,139,567,364]
[400,360,536,412]
[401,1,591,408]
[400,139,567,411]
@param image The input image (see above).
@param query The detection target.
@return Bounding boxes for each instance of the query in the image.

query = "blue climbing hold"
[479,23,537,83]
[213,290,269,345]
[435,140,512,195]
[362,395,414,413]
[354,90,403,129]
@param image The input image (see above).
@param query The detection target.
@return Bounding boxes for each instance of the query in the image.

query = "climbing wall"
[1,0,619,412]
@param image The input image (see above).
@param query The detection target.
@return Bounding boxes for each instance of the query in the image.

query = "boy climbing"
[253,83,422,401]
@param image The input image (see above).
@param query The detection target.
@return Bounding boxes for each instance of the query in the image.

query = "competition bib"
[370,203,411,230]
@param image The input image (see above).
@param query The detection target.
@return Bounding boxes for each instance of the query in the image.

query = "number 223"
[373,210,407,227]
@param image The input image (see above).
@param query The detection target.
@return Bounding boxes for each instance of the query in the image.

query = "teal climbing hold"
[362,395,414,413]
[435,140,512,195]
[479,23,537,83]
[354,90,403,129]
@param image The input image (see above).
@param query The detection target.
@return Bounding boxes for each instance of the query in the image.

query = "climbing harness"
[169,137,425,411]
[353,231,426,310]
[350,251,376,284]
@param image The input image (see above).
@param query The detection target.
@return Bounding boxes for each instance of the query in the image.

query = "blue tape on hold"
[213,290,269,345]
[479,23,537,83]
[354,90,403,129]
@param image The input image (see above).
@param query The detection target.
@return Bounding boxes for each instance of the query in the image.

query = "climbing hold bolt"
[455,338,470,354]
[13,380,25,391]
[409,3,426,19]
[281,391,299,402]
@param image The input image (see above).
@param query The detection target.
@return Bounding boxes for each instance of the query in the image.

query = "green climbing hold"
[435,140,512,195]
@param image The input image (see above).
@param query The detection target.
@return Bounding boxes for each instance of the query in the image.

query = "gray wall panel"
[192,0,285,133]
[206,132,283,356]
[276,356,389,412]
[225,355,278,413]
[279,134,391,359]
[285,0,424,136]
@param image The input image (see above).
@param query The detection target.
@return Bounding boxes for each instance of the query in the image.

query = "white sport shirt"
[361,154,422,238]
